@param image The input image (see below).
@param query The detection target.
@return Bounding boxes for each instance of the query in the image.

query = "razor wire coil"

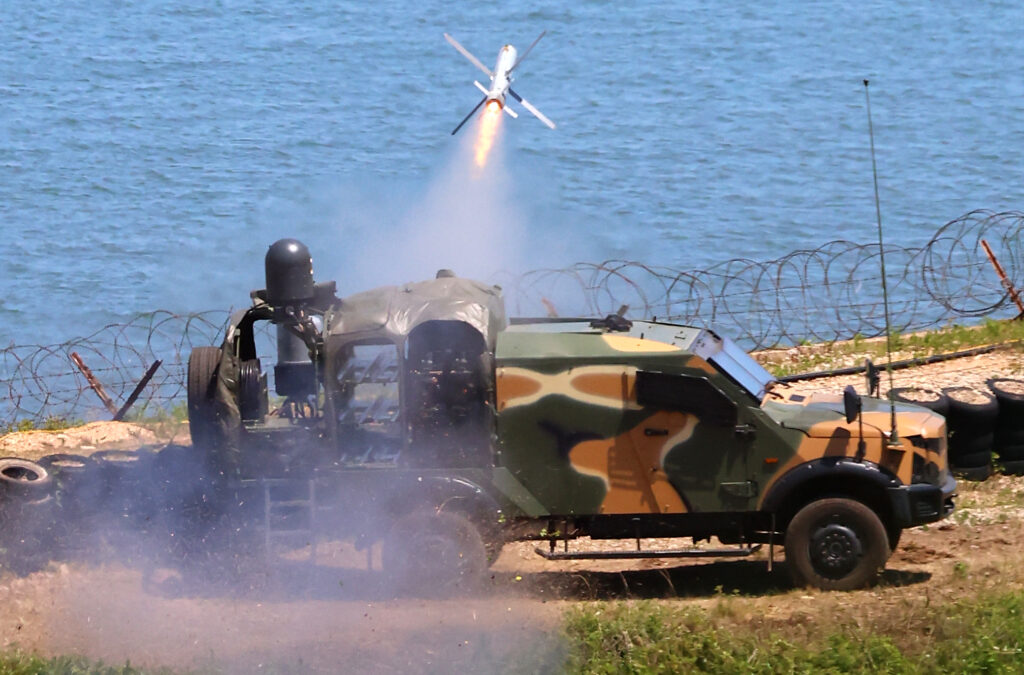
[3,209,1022,428]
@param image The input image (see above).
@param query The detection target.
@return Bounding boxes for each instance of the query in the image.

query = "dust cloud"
[0,444,566,673]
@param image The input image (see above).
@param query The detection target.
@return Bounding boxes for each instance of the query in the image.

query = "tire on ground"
[93,449,157,519]
[987,377,1024,416]
[943,386,998,465]
[187,346,223,451]
[0,458,53,501]
[382,510,487,596]
[950,449,992,469]
[1001,458,1024,476]
[784,497,890,591]
[38,453,101,516]
[988,378,1024,456]
[889,387,949,417]
[952,463,993,482]
[996,444,1024,463]
[995,429,1024,450]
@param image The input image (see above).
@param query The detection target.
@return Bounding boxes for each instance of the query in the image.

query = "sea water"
[2,1,1023,347]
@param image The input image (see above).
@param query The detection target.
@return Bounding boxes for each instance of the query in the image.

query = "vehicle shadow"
[136,558,932,603]
[501,562,932,601]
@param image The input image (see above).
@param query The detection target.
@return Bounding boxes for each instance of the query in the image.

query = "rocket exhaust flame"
[474,102,502,168]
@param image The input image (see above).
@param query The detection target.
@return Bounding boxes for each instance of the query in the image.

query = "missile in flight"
[444,31,557,135]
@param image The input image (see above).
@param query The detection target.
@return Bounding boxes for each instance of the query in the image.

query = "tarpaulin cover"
[325,277,507,347]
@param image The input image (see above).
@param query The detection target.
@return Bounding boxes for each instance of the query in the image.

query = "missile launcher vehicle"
[186,239,956,591]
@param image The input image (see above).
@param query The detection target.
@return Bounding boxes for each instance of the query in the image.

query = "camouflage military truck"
[185,239,956,591]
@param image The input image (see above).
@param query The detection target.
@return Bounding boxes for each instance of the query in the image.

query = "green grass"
[563,591,1024,673]
[1,402,188,437]
[0,650,184,674]
[761,318,1024,377]
[1,416,82,435]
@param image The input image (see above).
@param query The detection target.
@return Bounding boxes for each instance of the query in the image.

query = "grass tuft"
[564,591,1024,673]
[0,649,186,674]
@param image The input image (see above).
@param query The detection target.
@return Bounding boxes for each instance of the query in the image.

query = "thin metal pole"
[863,80,898,444]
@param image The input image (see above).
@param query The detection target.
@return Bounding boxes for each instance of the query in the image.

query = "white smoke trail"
[336,118,528,289]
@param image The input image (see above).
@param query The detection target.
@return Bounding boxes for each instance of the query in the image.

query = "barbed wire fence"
[3,209,1022,429]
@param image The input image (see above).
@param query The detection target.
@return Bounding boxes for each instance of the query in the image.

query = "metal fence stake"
[70,352,118,416]
[981,239,1024,318]
[114,360,163,421]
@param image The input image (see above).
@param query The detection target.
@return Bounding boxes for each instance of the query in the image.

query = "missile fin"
[452,96,488,135]
[509,31,546,73]
[508,88,556,129]
[444,33,493,78]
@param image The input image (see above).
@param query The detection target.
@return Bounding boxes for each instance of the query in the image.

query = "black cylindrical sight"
[265,238,315,306]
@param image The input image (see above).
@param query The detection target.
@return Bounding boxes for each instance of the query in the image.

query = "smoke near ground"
[0,441,567,673]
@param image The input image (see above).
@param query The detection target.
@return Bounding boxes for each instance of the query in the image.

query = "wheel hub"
[809,523,863,578]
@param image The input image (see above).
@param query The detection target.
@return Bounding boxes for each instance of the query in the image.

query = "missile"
[445,31,556,135]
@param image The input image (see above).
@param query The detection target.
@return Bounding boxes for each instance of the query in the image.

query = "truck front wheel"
[784,498,890,591]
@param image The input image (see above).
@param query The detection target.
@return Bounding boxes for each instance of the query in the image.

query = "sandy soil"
[0,485,1021,674]
[1,349,1023,673]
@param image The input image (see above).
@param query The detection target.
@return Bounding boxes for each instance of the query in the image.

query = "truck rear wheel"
[382,511,487,595]
[187,347,223,451]
[784,498,890,591]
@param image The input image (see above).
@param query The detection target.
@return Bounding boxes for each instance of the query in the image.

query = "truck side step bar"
[534,544,761,561]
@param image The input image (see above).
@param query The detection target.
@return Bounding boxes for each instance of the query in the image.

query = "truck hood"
[762,391,944,439]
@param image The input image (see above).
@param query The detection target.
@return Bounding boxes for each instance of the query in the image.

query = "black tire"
[38,453,94,479]
[188,346,223,451]
[0,458,53,501]
[990,379,1024,446]
[953,463,993,481]
[784,498,890,591]
[995,427,1024,446]
[382,511,487,595]
[238,359,265,423]
[987,378,1024,417]
[950,449,992,469]
[889,387,949,416]
[943,387,998,461]
[946,432,995,458]
[1001,459,1024,476]
[93,449,153,481]
[996,443,1024,462]
[943,387,999,433]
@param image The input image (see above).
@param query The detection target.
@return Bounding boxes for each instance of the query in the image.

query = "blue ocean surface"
[2,1,1023,347]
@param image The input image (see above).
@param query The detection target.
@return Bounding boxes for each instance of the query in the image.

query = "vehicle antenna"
[863,79,899,446]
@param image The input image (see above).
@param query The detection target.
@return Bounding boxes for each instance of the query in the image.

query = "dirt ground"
[1,349,1023,673]
[0,486,1021,674]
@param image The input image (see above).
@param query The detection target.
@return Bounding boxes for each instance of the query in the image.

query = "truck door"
[635,370,756,512]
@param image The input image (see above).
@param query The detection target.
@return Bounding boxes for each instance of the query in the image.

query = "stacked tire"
[942,386,999,481]
[93,448,157,526]
[986,378,1024,475]
[889,387,950,417]
[0,458,56,574]
[37,453,100,552]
